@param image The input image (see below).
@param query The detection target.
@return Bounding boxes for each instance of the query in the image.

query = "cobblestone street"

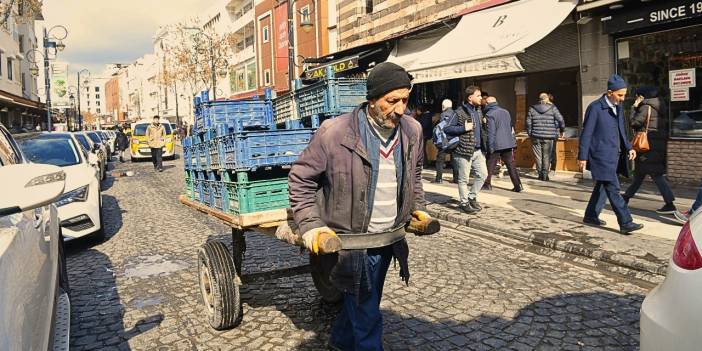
[65,156,652,350]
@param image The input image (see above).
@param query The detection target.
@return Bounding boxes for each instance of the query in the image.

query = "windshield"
[98,132,108,141]
[163,123,172,135]
[74,133,91,151]
[133,123,171,136]
[18,135,81,167]
[87,132,102,144]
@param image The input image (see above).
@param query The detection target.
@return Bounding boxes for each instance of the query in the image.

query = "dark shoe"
[622,194,630,205]
[583,217,607,226]
[512,184,524,193]
[460,203,478,214]
[543,173,550,181]
[432,178,443,184]
[673,210,691,225]
[620,222,644,234]
[468,198,482,211]
[656,203,677,215]
[158,168,163,172]
[482,184,492,191]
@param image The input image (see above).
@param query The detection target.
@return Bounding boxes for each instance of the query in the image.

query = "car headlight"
[132,139,139,144]
[56,185,89,207]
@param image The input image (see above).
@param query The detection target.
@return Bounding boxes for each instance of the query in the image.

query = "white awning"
[387,0,578,83]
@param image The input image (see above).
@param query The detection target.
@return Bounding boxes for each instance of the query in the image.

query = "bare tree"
[0,0,43,27]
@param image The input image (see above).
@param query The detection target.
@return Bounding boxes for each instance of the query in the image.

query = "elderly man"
[289,62,438,350]
[483,96,522,192]
[578,75,643,234]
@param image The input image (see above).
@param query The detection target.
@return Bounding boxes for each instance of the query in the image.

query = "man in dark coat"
[622,85,677,214]
[526,93,565,181]
[444,86,488,214]
[289,62,437,350]
[115,126,130,162]
[578,75,643,234]
[483,97,522,191]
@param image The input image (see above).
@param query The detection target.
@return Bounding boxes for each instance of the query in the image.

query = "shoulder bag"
[630,106,651,153]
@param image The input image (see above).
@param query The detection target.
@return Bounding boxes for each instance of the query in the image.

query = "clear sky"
[39,0,203,78]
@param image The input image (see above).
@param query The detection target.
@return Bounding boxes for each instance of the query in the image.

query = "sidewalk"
[421,168,697,283]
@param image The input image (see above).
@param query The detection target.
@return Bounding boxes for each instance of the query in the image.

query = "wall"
[577,17,613,122]
[667,140,702,185]
[106,77,120,121]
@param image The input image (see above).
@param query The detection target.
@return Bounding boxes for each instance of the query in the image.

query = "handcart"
[178,195,342,330]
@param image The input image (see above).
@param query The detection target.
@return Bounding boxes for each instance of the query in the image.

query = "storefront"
[601,0,702,184]
[0,90,46,132]
[389,0,582,171]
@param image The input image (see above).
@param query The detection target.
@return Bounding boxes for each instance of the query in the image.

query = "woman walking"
[622,85,678,214]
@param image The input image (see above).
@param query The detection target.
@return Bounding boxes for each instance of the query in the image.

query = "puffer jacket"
[444,103,480,157]
[146,123,166,148]
[526,103,565,140]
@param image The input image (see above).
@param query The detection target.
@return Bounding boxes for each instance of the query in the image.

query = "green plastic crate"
[184,171,195,200]
[224,177,289,215]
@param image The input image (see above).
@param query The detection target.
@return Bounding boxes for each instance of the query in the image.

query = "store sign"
[671,88,690,101]
[303,57,358,79]
[274,4,289,74]
[602,0,702,34]
[670,68,697,88]
[409,55,524,84]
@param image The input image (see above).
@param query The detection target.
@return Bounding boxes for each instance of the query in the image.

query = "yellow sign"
[304,57,359,79]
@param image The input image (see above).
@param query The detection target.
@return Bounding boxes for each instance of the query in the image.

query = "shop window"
[300,6,311,25]
[616,25,702,139]
[246,62,256,91]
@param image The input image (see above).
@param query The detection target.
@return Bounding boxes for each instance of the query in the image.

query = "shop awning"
[387,0,577,83]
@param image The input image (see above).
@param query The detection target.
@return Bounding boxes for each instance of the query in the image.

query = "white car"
[16,132,104,242]
[0,123,70,350]
[73,132,106,180]
[640,209,702,350]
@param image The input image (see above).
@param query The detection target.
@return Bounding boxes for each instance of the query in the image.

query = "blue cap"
[607,74,627,91]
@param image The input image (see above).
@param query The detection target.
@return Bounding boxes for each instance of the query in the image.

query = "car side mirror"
[0,164,66,216]
[92,144,100,152]
[88,152,99,165]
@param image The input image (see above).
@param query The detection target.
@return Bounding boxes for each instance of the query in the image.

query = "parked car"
[640,210,702,350]
[16,132,104,242]
[103,130,117,154]
[0,123,70,351]
[130,120,175,161]
[86,131,110,163]
[96,131,112,155]
[70,132,103,181]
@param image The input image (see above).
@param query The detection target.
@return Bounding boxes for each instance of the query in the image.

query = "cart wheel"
[310,253,343,304]
[198,240,242,330]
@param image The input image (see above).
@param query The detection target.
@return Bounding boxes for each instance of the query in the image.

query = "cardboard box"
[515,137,535,168]
[556,138,580,171]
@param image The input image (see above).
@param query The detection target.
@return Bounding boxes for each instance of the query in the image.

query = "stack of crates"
[272,66,367,127]
[182,88,319,217]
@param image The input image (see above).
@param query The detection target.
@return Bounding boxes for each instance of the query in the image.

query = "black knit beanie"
[366,62,412,100]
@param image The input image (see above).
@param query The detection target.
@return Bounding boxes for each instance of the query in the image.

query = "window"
[87,101,90,106]
[0,51,4,76]
[21,73,25,92]
[264,69,271,86]
[96,101,101,106]
[0,127,21,166]
[96,94,100,99]
[262,25,269,43]
[246,62,256,91]
[7,59,12,81]
[86,87,90,92]
[97,108,101,113]
[300,6,311,25]
[365,0,373,13]
[18,136,81,167]
[18,35,23,53]
[95,87,100,92]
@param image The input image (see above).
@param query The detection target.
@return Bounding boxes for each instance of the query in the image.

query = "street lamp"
[76,68,91,131]
[28,25,68,132]
[68,94,75,131]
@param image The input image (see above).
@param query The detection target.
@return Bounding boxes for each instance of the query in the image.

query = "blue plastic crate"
[183,145,192,170]
[273,92,296,124]
[205,100,274,133]
[208,139,222,170]
[196,143,208,171]
[296,78,367,119]
[219,129,314,171]
[193,179,205,203]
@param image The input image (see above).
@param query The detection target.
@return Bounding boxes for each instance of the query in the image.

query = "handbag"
[630,106,651,153]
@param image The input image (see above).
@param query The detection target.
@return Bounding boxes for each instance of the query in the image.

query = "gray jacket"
[526,103,565,140]
[484,103,516,153]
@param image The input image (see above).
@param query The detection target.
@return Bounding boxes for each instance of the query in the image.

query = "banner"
[50,62,69,108]
[275,4,289,75]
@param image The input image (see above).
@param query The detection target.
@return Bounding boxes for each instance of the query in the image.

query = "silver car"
[0,123,70,350]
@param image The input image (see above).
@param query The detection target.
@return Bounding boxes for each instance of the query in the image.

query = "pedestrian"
[444,86,488,214]
[433,99,459,183]
[526,92,565,181]
[115,126,129,162]
[146,115,166,172]
[483,96,523,192]
[288,61,439,350]
[578,75,644,234]
[417,103,434,164]
[621,85,678,214]
[673,179,702,224]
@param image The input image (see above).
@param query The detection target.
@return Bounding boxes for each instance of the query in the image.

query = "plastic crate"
[193,179,205,203]
[224,177,289,215]
[273,92,296,124]
[208,139,222,170]
[185,174,194,200]
[211,181,226,211]
[202,180,212,206]
[296,78,367,119]
[183,145,192,170]
[205,100,274,133]
[196,144,208,171]
[219,129,314,171]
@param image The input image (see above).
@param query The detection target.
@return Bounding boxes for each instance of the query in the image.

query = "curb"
[424,204,668,284]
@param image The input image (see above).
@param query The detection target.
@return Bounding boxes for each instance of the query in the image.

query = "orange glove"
[406,210,440,236]
[301,226,340,254]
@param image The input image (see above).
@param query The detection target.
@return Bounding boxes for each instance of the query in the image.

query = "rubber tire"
[58,230,70,294]
[198,241,242,330]
[310,253,343,304]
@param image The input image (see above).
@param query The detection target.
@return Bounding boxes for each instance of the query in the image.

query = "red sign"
[275,3,289,77]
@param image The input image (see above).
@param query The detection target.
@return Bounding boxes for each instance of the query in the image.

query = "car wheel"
[58,230,70,294]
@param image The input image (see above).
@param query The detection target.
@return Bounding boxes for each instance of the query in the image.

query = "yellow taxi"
[129,120,176,161]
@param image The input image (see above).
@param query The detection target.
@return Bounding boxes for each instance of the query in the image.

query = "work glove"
[405,210,440,236]
[301,226,341,254]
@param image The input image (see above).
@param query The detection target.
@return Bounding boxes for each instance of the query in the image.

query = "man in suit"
[578,75,644,234]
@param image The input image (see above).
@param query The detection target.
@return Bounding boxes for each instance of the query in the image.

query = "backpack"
[432,111,459,152]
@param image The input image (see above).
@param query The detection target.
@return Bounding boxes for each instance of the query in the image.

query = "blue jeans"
[690,179,702,215]
[585,178,633,227]
[454,151,488,205]
[329,247,393,351]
